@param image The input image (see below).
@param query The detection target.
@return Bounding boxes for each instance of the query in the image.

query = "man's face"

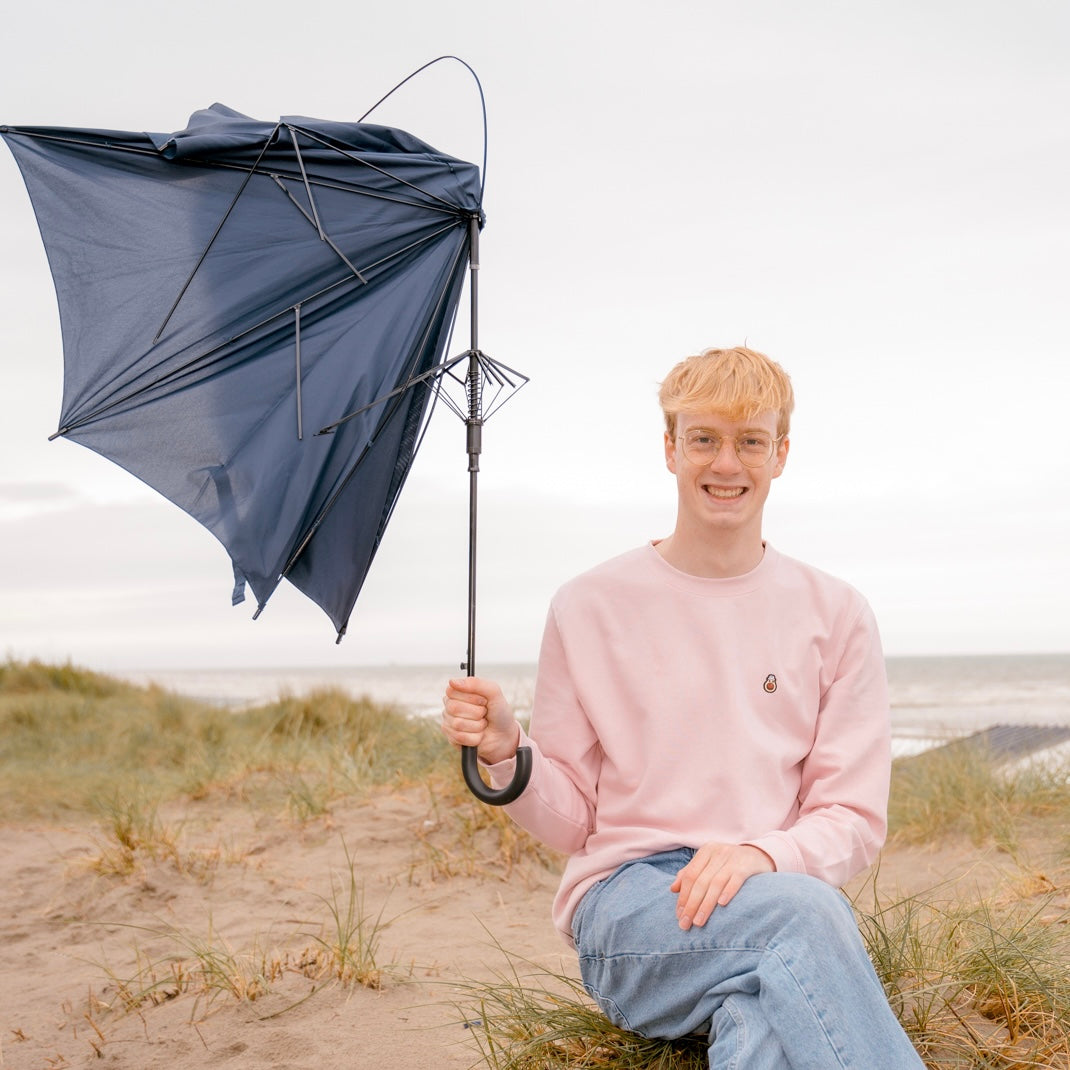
[664,410,789,542]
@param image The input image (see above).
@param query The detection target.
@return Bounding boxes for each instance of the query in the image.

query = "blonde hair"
[658,346,794,438]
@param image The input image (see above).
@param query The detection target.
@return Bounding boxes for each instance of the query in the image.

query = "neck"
[655,532,766,578]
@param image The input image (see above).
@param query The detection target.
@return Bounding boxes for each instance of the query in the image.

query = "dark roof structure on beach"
[917,723,1070,765]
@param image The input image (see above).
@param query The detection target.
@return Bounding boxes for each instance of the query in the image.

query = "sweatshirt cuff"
[480,726,533,789]
[744,831,804,875]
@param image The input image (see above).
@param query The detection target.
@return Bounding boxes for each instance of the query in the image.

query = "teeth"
[707,487,745,499]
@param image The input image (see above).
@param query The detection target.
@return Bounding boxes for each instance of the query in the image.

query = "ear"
[664,430,678,473]
[772,435,790,478]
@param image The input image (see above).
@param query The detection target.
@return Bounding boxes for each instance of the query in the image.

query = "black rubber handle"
[461,743,533,806]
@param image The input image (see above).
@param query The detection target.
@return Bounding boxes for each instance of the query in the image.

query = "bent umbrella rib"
[269,173,368,284]
[286,125,325,239]
[152,124,282,345]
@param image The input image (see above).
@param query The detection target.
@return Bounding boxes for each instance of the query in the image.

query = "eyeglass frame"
[674,428,785,469]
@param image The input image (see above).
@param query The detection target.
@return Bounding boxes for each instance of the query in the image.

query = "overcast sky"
[1,0,1067,670]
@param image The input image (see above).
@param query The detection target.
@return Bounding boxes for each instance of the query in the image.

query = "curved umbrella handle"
[461,744,533,806]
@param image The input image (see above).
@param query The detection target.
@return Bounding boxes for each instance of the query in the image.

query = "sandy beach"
[4,774,1065,1070]
[3,784,572,1070]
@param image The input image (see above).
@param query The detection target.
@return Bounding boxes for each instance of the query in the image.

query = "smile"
[705,486,746,499]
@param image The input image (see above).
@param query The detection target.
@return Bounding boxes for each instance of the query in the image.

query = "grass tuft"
[300,838,400,990]
[854,880,1070,1068]
[414,771,562,885]
[453,951,707,1070]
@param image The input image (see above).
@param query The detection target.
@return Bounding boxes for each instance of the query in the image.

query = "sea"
[120,653,1070,760]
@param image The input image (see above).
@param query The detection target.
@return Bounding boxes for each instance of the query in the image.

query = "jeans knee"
[740,873,857,944]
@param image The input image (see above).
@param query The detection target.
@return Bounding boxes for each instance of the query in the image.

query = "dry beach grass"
[2,658,1069,1069]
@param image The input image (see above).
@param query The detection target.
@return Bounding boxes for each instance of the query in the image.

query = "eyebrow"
[686,426,770,434]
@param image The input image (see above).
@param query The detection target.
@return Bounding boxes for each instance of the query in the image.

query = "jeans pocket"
[570,878,607,949]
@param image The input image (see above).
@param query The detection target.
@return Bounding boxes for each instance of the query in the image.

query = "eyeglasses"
[676,429,782,468]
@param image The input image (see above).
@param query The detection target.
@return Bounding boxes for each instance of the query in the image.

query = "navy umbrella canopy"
[2,102,478,636]
[2,85,531,805]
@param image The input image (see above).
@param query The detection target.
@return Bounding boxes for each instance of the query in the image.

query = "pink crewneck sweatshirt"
[486,542,891,947]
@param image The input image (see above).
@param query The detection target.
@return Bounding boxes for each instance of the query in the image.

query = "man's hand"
[670,843,775,929]
[440,676,520,766]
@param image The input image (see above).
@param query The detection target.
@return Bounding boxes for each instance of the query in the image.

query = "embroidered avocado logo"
[763,674,778,694]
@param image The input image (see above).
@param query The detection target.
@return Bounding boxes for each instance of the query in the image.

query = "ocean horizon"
[117,652,1070,758]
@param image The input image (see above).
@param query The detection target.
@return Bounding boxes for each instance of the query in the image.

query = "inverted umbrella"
[1,63,531,805]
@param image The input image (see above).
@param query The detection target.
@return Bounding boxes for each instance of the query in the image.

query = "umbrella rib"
[152,124,282,345]
[294,176,460,215]
[355,54,489,203]
[0,127,163,156]
[269,174,368,284]
[283,123,461,226]
[294,304,304,440]
[177,153,463,214]
[286,125,325,239]
[289,125,464,214]
[276,174,460,216]
[313,352,469,435]
[2,127,469,216]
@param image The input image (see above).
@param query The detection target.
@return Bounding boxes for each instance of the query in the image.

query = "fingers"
[671,851,727,930]
[671,844,774,929]
[445,676,502,704]
[439,677,519,764]
[440,689,491,749]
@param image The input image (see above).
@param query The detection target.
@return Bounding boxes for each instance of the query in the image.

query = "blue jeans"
[572,849,924,1070]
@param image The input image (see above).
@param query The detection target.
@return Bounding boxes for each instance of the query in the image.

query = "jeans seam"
[722,996,746,1070]
[581,943,767,963]
[765,941,849,1069]
[578,976,635,1033]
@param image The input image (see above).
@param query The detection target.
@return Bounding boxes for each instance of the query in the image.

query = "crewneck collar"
[645,540,779,595]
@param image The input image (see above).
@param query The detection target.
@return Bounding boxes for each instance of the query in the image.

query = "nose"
[707,438,743,472]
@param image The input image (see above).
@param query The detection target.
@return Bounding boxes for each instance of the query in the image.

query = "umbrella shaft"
[465,212,482,676]
[467,465,478,676]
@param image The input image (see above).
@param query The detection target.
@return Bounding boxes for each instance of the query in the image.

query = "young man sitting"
[442,346,924,1068]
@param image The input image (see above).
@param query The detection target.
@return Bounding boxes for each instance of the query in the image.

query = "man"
[441,346,924,1068]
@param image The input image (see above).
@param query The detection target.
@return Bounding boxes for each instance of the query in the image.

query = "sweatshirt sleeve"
[745,599,891,887]
[483,606,600,855]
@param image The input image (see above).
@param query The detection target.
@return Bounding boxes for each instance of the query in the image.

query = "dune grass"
[888,740,1070,854]
[0,656,454,821]
[0,656,554,886]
